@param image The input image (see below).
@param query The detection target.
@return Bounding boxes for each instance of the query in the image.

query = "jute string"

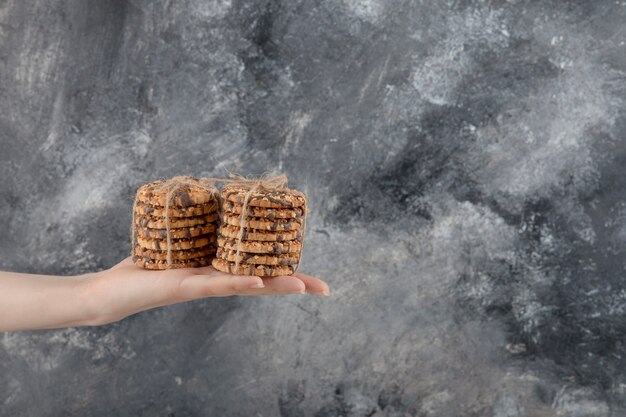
[131,176,219,267]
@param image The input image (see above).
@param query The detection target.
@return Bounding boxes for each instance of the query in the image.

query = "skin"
[0,257,330,332]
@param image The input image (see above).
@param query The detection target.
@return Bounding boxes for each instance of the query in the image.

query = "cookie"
[222,200,304,219]
[221,184,306,208]
[136,222,217,239]
[216,247,300,266]
[133,245,216,261]
[136,234,217,251]
[134,201,218,218]
[136,177,218,207]
[134,213,219,229]
[211,257,294,276]
[133,255,211,270]
[219,224,302,242]
[222,213,303,231]
[217,237,302,254]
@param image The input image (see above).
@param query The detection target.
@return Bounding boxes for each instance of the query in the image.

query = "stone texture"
[1,0,625,416]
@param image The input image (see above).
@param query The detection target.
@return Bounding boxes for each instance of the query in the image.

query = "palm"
[88,257,329,325]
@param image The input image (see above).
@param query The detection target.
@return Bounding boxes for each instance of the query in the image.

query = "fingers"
[236,275,309,296]
[114,260,329,302]
[293,272,330,296]
[185,266,310,296]
[169,267,330,298]
[174,272,265,300]
[92,262,328,326]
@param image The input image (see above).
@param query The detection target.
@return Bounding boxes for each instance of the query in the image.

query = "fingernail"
[322,288,330,296]
[292,288,305,294]
[249,279,265,289]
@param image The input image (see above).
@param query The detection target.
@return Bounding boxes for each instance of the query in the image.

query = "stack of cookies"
[212,184,307,276]
[132,178,219,269]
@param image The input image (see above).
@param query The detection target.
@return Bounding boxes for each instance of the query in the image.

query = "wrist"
[71,272,105,327]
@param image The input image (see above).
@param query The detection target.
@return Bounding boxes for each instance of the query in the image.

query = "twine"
[131,176,219,268]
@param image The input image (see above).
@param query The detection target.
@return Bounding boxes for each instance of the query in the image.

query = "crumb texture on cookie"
[212,257,294,276]
[136,177,219,207]
[133,245,216,261]
[136,223,217,239]
[219,225,302,242]
[136,234,217,251]
[134,201,218,218]
[221,184,306,208]
[217,237,302,254]
[133,255,211,270]
[134,213,218,229]
[216,247,300,265]
[222,213,303,231]
[222,201,304,219]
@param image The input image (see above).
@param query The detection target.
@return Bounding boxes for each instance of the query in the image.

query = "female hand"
[0,257,330,332]
[87,257,330,326]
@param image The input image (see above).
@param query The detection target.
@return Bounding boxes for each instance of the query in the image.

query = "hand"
[81,257,330,326]
[0,257,330,332]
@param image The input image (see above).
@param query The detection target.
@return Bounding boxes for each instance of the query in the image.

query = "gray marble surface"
[1,0,625,416]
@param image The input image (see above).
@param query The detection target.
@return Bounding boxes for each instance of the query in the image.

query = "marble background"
[1,0,625,416]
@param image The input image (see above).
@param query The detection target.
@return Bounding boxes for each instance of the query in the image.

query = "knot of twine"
[131,176,219,267]
[222,173,289,190]
[131,173,307,274]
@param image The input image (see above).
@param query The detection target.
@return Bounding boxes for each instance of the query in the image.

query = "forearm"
[0,271,95,332]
